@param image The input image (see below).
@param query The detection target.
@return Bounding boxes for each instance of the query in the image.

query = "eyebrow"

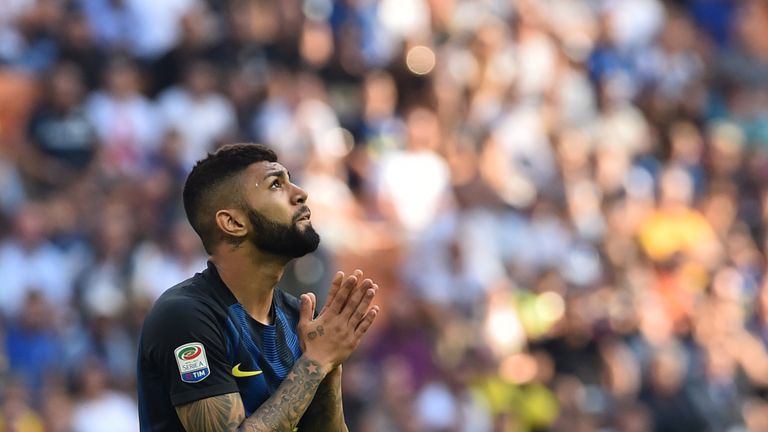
[262,169,291,181]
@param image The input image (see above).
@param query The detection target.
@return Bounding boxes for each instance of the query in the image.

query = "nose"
[292,183,307,205]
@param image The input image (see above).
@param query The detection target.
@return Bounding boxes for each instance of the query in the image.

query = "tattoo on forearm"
[176,393,245,432]
[240,357,325,431]
[175,358,327,432]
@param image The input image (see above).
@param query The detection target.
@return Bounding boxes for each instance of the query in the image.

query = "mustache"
[292,206,311,223]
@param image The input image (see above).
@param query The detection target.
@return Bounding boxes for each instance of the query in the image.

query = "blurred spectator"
[40,385,74,432]
[19,61,97,195]
[375,107,454,236]
[74,200,135,322]
[0,153,28,215]
[640,345,707,432]
[4,292,62,394]
[687,346,745,431]
[0,202,75,318]
[131,221,207,302]
[56,8,106,90]
[0,377,45,432]
[3,1,768,430]
[0,69,39,146]
[70,360,138,432]
[85,56,161,176]
[637,8,704,108]
[157,60,236,169]
[358,70,403,152]
[0,0,60,73]
[80,0,200,60]
[149,2,219,95]
[637,165,721,268]
[252,71,346,174]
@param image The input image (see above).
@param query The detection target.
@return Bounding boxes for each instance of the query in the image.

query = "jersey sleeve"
[141,296,239,406]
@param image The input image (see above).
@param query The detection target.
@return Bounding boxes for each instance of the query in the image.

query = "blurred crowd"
[2,0,768,431]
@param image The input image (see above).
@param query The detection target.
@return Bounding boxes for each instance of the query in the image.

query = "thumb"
[299,294,315,324]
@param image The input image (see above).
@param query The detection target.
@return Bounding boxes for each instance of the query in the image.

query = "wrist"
[324,364,342,381]
[300,353,336,376]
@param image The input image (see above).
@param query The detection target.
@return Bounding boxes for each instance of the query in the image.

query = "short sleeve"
[141,297,238,406]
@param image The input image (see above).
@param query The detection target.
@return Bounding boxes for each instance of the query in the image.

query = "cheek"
[250,200,294,224]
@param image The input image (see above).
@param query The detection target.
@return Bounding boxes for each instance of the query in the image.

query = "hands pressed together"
[297,270,380,373]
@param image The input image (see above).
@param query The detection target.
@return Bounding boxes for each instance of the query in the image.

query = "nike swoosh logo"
[231,363,263,377]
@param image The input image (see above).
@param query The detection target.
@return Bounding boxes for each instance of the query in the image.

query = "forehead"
[244,161,288,181]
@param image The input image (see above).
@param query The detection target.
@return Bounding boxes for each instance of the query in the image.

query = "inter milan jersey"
[137,261,303,431]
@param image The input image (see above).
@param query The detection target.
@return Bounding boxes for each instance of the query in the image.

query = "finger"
[330,274,358,314]
[355,305,380,337]
[348,284,377,324]
[320,271,344,315]
[334,269,364,315]
[299,294,313,324]
[307,292,317,318]
[341,278,374,321]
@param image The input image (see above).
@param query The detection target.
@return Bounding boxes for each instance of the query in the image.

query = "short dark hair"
[183,143,278,254]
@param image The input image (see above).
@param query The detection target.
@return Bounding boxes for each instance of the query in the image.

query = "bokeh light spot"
[535,292,565,322]
[500,353,538,384]
[406,45,436,75]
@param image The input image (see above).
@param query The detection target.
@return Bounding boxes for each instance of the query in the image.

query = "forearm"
[175,356,331,432]
[176,356,341,432]
[298,366,347,431]
[238,356,328,432]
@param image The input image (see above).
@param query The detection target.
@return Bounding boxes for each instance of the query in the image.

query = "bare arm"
[298,366,346,432]
[176,393,243,432]
[176,355,327,432]
[296,271,377,432]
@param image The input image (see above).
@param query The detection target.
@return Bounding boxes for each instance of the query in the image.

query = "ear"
[214,209,248,240]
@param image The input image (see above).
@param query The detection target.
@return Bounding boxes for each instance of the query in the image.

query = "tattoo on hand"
[308,326,324,340]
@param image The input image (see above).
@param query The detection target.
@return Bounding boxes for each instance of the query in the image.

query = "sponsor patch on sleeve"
[174,342,210,383]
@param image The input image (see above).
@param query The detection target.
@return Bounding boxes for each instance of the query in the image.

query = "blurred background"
[1,0,768,431]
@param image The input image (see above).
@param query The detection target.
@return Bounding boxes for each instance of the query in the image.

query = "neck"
[211,246,289,324]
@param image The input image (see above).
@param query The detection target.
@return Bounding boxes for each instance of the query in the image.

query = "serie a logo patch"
[174,342,210,383]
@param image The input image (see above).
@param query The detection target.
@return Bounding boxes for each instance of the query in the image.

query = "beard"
[246,206,320,258]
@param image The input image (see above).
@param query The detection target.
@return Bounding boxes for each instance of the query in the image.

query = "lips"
[296,210,311,222]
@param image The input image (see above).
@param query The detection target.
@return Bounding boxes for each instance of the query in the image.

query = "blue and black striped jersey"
[137,261,303,431]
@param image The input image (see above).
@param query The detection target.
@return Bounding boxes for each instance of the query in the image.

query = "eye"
[270,179,282,189]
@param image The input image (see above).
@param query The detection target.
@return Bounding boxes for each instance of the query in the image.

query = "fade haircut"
[183,143,278,254]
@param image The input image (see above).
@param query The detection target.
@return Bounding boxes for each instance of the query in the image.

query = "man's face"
[243,162,320,257]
